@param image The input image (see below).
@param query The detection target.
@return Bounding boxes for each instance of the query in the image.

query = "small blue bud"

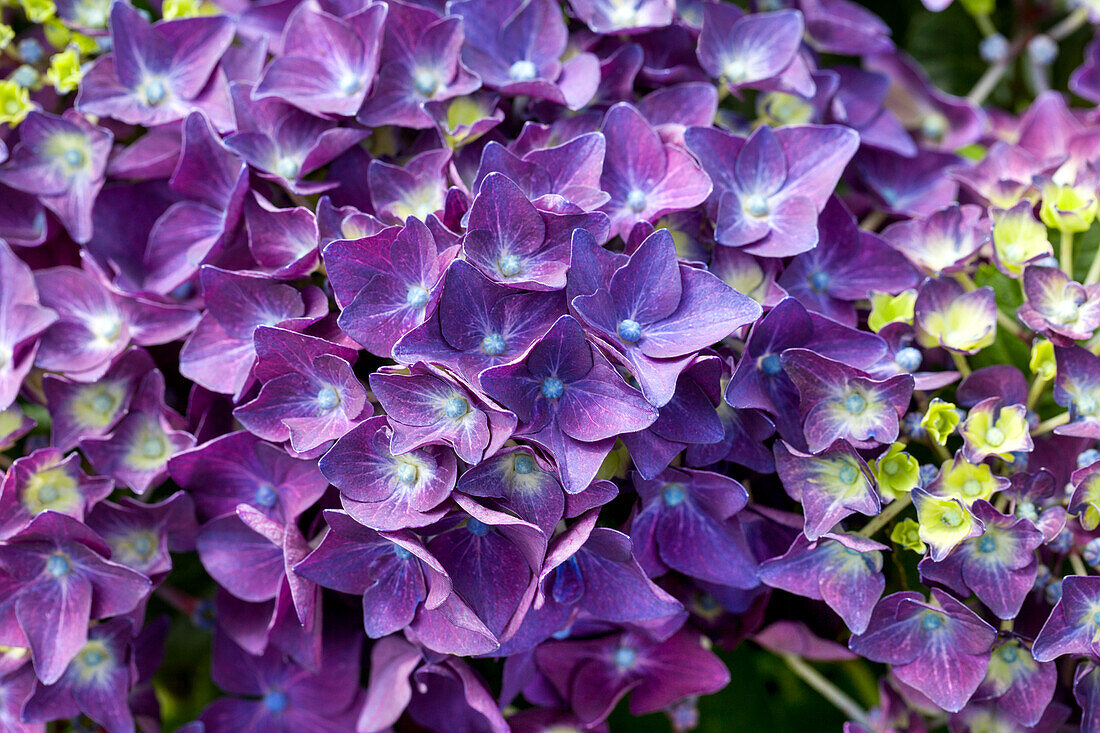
[1078,448,1100,468]
[979,34,1010,63]
[17,39,43,64]
[918,464,939,487]
[1028,35,1058,66]
[1045,579,1063,605]
[894,347,922,372]
[1085,538,1100,568]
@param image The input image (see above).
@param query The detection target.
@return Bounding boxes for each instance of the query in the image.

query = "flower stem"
[859,210,887,232]
[1062,230,1075,277]
[1071,553,1089,577]
[973,12,997,37]
[996,311,1025,339]
[1049,6,1091,41]
[968,55,1013,105]
[1027,376,1048,410]
[1033,412,1070,436]
[781,654,872,729]
[858,494,913,538]
[950,351,971,377]
[1085,246,1100,286]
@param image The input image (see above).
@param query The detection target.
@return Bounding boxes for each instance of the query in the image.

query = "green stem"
[968,56,1012,105]
[1026,375,1048,410]
[929,439,952,463]
[1033,412,1070,436]
[781,654,872,729]
[1085,244,1100,286]
[1062,230,1075,277]
[953,272,978,291]
[858,494,913,538]
[950,351,971,377]
[973,12,997,37]
[996,311,1025,340]
[1071,553,1089,577]
[1049,6,1091,41]
[859,210,887,232]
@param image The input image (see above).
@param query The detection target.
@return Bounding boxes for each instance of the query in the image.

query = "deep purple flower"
[696,6,813,98]
[326,215,459,358]
[0,512,151,684]
[598,103,713,240]
[394,260,564,386]
[449,0,599,109]
[180,266,328,398]
[572,228,760,406]
[225,83,367,194]
[726,297,888,447]
[781,348,913,454]
[169,430,328,524]
[850,589,996,712]
[371,362,516,464]
[0,242,56,410]
[0,111,111,243]
[358,0,481,128]
[76,3,235,128]
[685,123,858,256]
[472,134,609,213]
[774,440,880,541]
[254,3,387,117]
[20,619,137,733]
[295,509,452,640]
[0,448,113,539]
[777,198,918,326]
[233,327,368,453]
[535,628,730,726]
[1033,576,1100,662]
[918,501,1042,620]
[759,532,886,634]
[630,467,755,588]
[480,315,658,492]
[199,628,362,733]
[320,416,457,530]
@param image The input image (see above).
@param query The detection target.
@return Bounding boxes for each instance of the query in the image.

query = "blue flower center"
[143,79,166,105]
[396,462,418,484]
[275,157,301,180]
[760,354,783,376]
[513,454,535,474]
[412,69,440,97]
[1078,394,1098,415]
[498,254,522,277]
[467,517,490,536]
[38,483,59,503]
[508,59,537,82]
[626,189,647,212]
[977,535,996,553]
[263,690,288,713]
[921,612,943,631]
[132,533,153,557]
[444,396,469,419]
[617,319,642,343]
[541,376,564,399]
[64,148,85,168]
[481,333,506,356]
[921,113,948,141]
[142,437,166,458]
[316,386,341,411]
[406,285,429,308]
[81,649,105,667]
[46,552,72,578]
[91,392,114,414]
[338,72,362,95]
[613,645,637,670]
[838,465,859,484]
[998,644,1018,663]
[843,393,866,414]
[940,507,963,527]
[393,544,412,560]
[809,271,830,292]
[255,484,278,508]
[662,483,686,506]
[1092,610,1100,628]
[744,193,769,218]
